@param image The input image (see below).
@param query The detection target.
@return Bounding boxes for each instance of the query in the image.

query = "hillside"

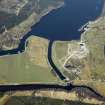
[0,0,64,50]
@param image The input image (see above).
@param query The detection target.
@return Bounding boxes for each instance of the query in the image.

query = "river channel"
[0,0,104,99]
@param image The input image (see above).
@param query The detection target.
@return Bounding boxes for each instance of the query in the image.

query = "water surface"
[28,0,103,40]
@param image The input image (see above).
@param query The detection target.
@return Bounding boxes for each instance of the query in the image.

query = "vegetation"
[0,88,104,105]
[52,17,105,96]
[0,0,64,50]
[4,96,97,105]
[0,36,60,84]
[0,92,4,98]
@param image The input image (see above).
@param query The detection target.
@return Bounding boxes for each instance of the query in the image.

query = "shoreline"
[0,0,104,100]
[100,0,105,17]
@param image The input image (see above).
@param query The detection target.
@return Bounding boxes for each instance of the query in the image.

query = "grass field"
[0,89,104,105]
[0,36,60,84]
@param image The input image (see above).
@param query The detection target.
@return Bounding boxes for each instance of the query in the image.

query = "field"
[52,17,105,96]
[4,96,98,105]
[0,89,104,105]
[0,36,60,84]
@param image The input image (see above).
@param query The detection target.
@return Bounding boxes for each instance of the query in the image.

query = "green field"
[0,53,58,83]
[52,41,80,80]
[0,36,60,84]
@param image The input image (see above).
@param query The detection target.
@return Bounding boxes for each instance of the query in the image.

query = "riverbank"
[0,36,62,84]
[0,88,104,105]
[100,0,105,17]
[0,0,104,103]
[51,16,105,97]
[0,0,64,50]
